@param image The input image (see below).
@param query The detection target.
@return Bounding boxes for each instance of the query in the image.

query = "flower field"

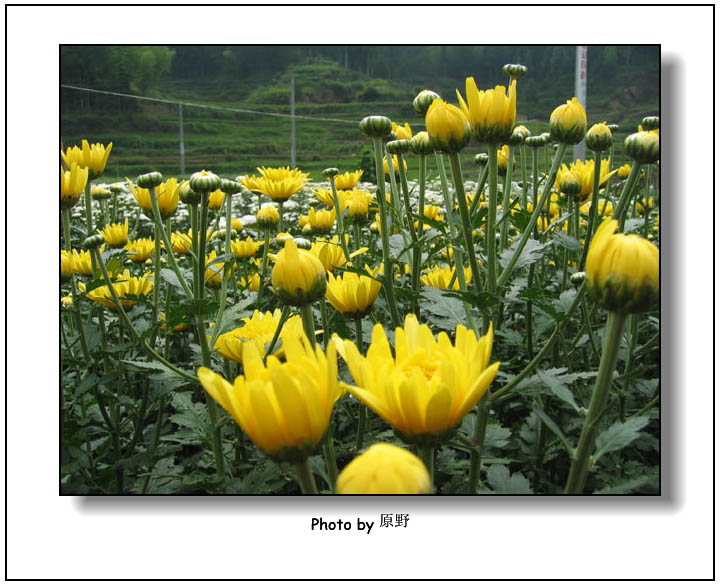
[60,70,660,495]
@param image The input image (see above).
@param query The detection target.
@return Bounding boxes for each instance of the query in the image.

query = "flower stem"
[500,145,515,251]
[486,145,499,295]
[263,305,291,360]
[496,143,568,290]
[150,223,162,346]
[564,310,627,494]
[579,150,604,270]
[84,182,98,275]
[468,394,490,494]
[612,161,643,230]
[299,303,316,348]
[420,446,435,492]
[371,137,402,327]
[469,159,489,221]
[294,457,318,494]
[256,228,272,307]
[329,176,352,261]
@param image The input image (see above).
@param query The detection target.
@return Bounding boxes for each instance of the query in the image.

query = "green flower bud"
[136,171,163,189]
[386,139,411,155]
[641,116,659,131]
[624,131,659,164]
[607,123,620,133]
[586,122,614,152]
[502,63,528,79]
[524,136,544,148]
[293,237,312,250]
[409,131,434,155]
[359,116,393,139]
[570,271,587,288]
[189,169,221,193]
[83,234,105,250]
[508,129,526,146]
[108,182,125,194]
[474,153,489,166]
[91,186,112,200]
[220,179,243,195]
[322,167,339,179]
[412,89,441,117]
[549,97,587,145]
[179,183,200,206]
[541,132,552,144]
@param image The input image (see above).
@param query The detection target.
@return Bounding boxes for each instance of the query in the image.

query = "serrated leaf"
[159,268,188,296]
[593,475,652,495]
[536,369,580,412]
[485,464,533,494]
[420,287,470,331]
[123,359,194,386]
[533,405,574,455]
[552,232,581,251]
[593,416,650,462]
[499,238,548,271]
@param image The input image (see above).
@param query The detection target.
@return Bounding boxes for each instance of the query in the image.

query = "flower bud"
[557,168,583,198]
[586,122,614,152]
[302,223,313,236]
[189,169,221,193]
[425,99,471,153]
[336,443,431,494]
[83,234,105,250]
[641,116,659,131]
[570,271,586,287]
[91,186,112,200]
[179,182,200,206]
[513,124,531,140]
[503,63,528,79]
[474,152,489,166]
[508,128,526,146]
[625,131,659,163]
[412,89,441,117]
[359,115,393,139]
[256,205,280,229]
[540,132,552,144]
[136,171,163,189]
[607,123,620,133]
[550,97,587,144]
[108,182,125,194]
[322,167,339,179]
[385,139,411,155]
[271,238,327,307]
[220,179,243,195]
[294,237,312,250]
[524,135,545,148]
[586,218,659,314]
[409,131,434,155]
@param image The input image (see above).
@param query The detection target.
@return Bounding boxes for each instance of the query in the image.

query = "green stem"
[371,136,401,327]
[420,446,435,492]
[299,303,317,348]
[278,200,284,232]
[486,145,499,295]
[329,177,352,261]
[579,151,604,270]
[397,153,421,316]
[500,145,514,251]
[263,305,291,359]
[565,310,628,494]
[150,224,162,346]
[613,161,643,230]
[323,428,339,491]
[319,298,330,347]
[468,394,489,494]
[520,145,528,208]
[294,457,318,494]
[496,143,568,290]
[84,182,98,275]
[353,314,367,453]
[256,228,272,306]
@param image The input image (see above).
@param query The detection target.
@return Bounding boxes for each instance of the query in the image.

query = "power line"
[60,84,361,125]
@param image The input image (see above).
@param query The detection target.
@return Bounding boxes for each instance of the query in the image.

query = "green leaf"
[536,369,580,413]
[533,405,574,455]
[593,416,650,462]
[123,359,194,387]
[420,287,471,331]
[485,464,533,494]
[499,238,548,271]
[159,268,188,296]
[594,475,652,494]
[552,232,581,251]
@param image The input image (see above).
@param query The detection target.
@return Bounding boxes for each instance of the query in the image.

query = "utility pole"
[290,75,296,168]
[574,46,587,161]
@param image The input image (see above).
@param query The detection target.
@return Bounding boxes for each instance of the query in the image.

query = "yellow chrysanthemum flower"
[99,218,129,248]
[425,99,471,153]
[325,265,382,318]
[257,165,309,183]
[586,218,659,314]
[205,251,230,289]
[70,249,94,276]
[420,265,473,291]
[125,238,155,263]
[383,155,408,176]
[336,443,431,495]
[457,78,517,144]
[414,204,444,231]
[617,164,632,179]
[126,177,182,219]
[272,238,327,306]
[240,272,261,291]
[299,206,336,234]
[61,140,113,179]
[556,159,616,200]
[208,189,226,211]
[231,218,244,232]
[238,174,264,193]
[214,309,303,363]
[392,121,413,141]
[309,236,366,273]
[334,170,364,190]
[197,328,343,461]
[334,314,500,446]
[86,269,153,310]
[60,163,89,210]
[61,250,74,281]
[256,176,307,203]
[231,236,262,259]
[549,97,587,144]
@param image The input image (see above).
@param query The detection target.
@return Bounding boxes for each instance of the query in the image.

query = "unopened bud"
[474,153,489,166]
[625,131,659,164]
[570,271,587,287]
[322,167,339,179]
[409,131,434,155]
[641,116,659,131]
[525,135,545,148]
[83,234,105,250]
[412,89,441,117]
[502,63,528,79]
[359,115,393,139]
[189,169,221,193]
[586,122,613,152]
[386,139,411,155]
[294,237,312,250]
[220,179,243,195]
[180,183,200,205]
[136,171,163,189]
